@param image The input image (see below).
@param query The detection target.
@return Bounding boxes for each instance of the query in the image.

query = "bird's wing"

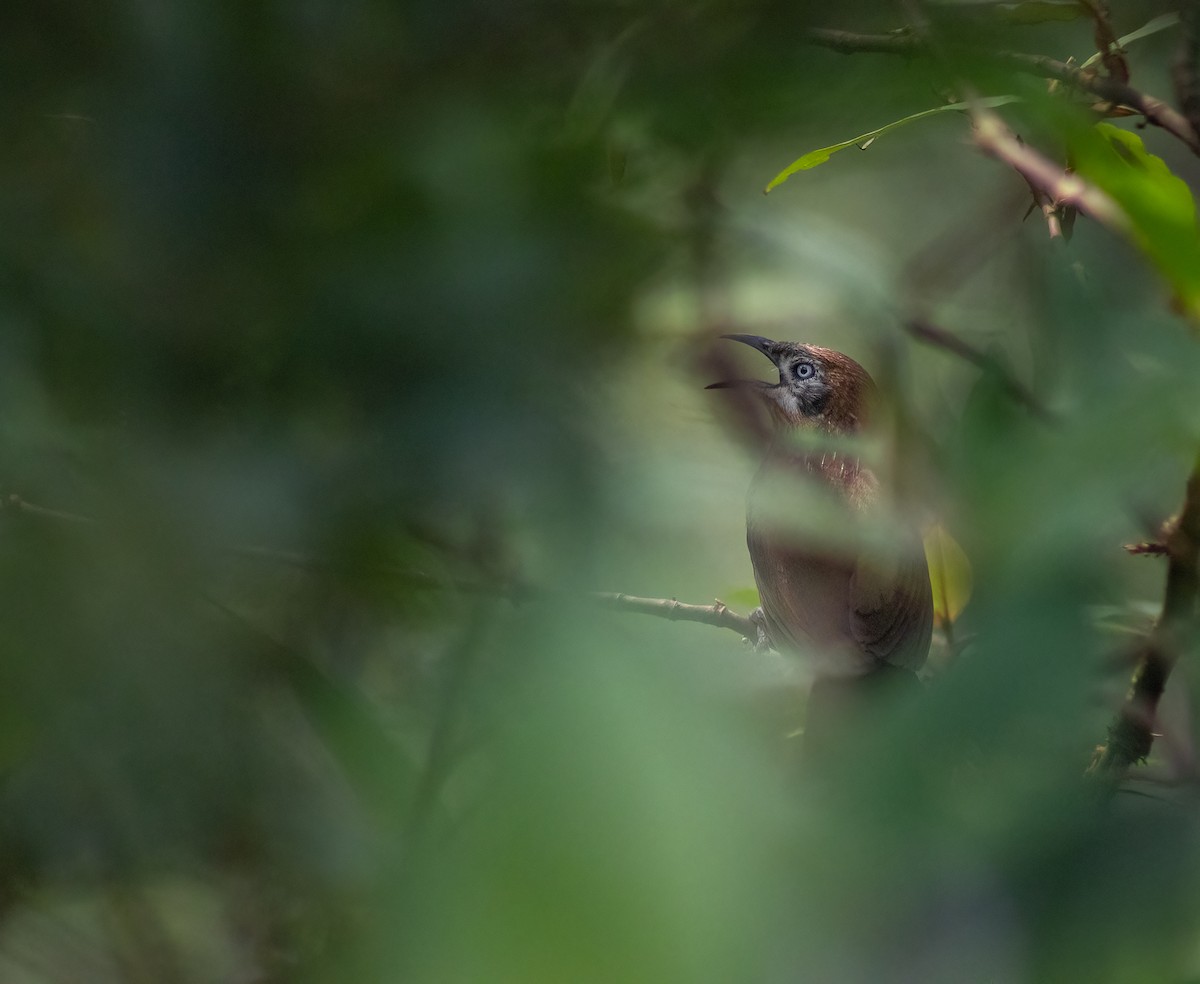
[849,545,933,672]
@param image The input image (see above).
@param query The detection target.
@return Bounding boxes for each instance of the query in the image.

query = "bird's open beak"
[705,334,780,389]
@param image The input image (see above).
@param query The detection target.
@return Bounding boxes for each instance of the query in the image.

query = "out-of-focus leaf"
[608,142,628,186]
[722,586,760,609]
[764,96,1019,192]
[215,600,432,832]
[923,524,972,626]
[1070,122,1200,320]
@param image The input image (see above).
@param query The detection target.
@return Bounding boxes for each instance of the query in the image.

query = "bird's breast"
[745,457,862,665]
[747,526,856,650]
[744,450,928,675]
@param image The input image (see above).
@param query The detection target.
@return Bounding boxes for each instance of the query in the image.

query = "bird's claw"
[746,607,777,655]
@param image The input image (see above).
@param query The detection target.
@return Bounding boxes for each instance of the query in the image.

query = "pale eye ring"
[795,362,815,380]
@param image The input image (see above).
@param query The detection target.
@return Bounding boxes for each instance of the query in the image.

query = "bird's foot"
[746,607,777,655]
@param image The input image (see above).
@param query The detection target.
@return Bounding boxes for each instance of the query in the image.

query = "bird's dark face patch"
[784,356,832,419]
[709,335,875,435]
[742,344,837,427]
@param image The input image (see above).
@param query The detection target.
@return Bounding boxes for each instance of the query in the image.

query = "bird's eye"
[795,362,815,380]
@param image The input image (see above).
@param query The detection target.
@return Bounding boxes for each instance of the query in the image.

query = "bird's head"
[707,334,876,435]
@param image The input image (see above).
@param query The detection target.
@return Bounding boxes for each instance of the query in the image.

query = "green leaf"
[764,96,1020,193]
[1069,122,1200,320]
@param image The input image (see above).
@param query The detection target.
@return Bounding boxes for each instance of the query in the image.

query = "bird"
[708,334,933,753]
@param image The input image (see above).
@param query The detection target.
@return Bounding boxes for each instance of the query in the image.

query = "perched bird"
[708,335,932,750]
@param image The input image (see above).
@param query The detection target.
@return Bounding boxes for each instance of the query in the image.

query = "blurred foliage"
[2,1,1200,982]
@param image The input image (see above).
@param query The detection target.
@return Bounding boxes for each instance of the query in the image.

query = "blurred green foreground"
[3,1,1200,981]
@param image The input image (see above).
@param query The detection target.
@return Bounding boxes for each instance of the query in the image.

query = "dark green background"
[1,2,1198,981]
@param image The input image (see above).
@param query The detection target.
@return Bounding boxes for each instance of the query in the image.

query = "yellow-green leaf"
[723,586,761,610]
[924,524,972,627]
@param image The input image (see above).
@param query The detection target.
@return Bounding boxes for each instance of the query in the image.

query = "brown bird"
[708,335,932,747]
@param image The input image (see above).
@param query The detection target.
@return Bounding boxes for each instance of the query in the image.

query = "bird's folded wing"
[849,549,933,672]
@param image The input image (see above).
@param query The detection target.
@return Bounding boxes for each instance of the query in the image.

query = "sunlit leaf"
[1069,122,1200,320]
[764,96,1019,192]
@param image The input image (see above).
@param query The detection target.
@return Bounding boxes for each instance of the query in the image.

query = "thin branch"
[233,548,764,641]
[905,318,1053,420]
[1016,161,1072,241]
[1004,52,1200,154]
[0,489,762,643]
[0,492,498,596]
[404,599,494,854]
[0,493,94,524]
[806,28,1200,155]
[807,27,923,56]
[968,104,1131,234]
[592,592,757,639]
[1081,0,1128,83]
[236,565,761,643]
[1090,455,1200,779]
[1125,540,1170,556]
[904,185,1036,300]
[236,552,762,641]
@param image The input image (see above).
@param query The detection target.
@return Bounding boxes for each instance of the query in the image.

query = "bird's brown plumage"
[709,335,932,679]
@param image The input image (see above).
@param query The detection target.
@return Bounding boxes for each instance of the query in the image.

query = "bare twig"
[1004,52,1200,154]
[904,185,1035,300]
[1022,180,1063,239]
[1125,540,1170,556]
[1081,0,1128,82]
[236,555,762,641]
[0,489,762,644]
[1090,455,1200,779]
[905,318,1053,420]
[969,105,1131,233]
[404,598,494,852]
[592,592,757,639]
[236,549,764,642]
[1010,143,1077,242]
[0,493,93,524]
[807,27,924,57]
